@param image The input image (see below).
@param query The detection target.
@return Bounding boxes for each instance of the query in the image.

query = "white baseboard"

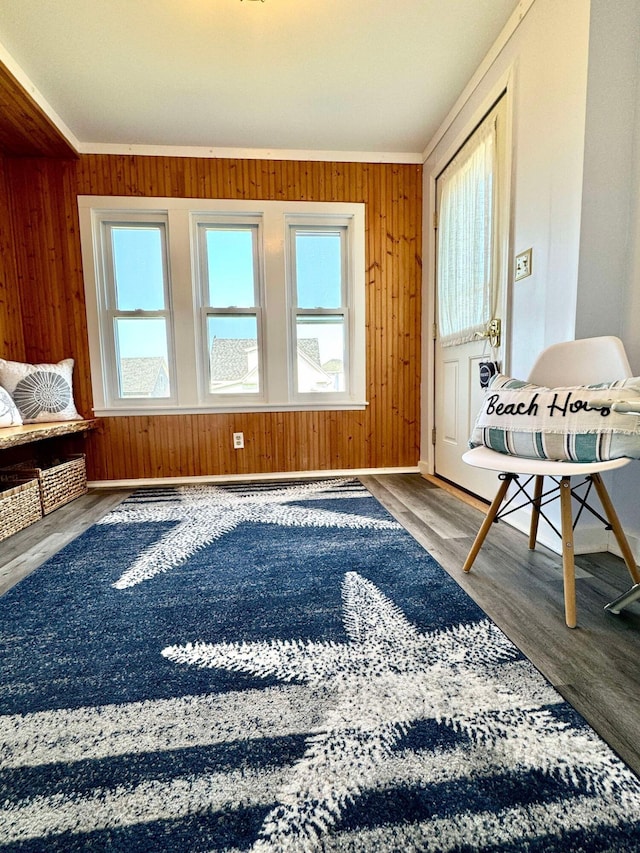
[87,465,420,490]
[607,528,640,564]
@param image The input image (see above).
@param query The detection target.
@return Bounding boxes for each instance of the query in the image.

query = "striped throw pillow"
[469,374,640,462]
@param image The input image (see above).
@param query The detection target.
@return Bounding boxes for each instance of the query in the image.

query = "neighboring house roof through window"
[120,357,170,397]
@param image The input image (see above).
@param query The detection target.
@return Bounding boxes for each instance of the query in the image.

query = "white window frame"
[286,216,354,403]
[94,213,177,408]
[194,215,266,406]
[78,196,366,415]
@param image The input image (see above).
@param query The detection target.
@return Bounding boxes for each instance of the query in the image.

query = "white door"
[434,96,508,500]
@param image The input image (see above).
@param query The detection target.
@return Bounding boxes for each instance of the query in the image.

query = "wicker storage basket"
[31,454,88,515]
[4,454,88,515]
[0,478,42,541]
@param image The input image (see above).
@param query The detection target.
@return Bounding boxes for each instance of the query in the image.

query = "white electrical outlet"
[233,432,244,449]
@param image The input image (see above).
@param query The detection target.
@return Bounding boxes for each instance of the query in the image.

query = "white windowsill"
[93,401,369,417]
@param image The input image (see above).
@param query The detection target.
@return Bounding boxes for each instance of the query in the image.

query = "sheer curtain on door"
[437,115,497,347]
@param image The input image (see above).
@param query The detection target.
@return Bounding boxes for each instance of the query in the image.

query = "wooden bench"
[0,420,100,539]
[0,419,99,450]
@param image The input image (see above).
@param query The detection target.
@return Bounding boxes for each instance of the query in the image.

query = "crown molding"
[77,142,424,164]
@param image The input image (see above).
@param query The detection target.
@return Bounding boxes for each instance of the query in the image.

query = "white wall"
[603,0,640,556]
[576,0,640,342]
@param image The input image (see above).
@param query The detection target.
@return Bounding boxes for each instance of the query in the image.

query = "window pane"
[112,227,165,311]
[207,315,259,394]
[115,318,170,398]
[295,231,342,309]
[206,229,255,307]
[296,316,345,393]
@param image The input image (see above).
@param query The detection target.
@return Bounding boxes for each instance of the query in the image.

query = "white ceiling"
[0,0,521,159]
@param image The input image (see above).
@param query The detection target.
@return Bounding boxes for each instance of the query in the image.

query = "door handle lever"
[474,318,501,348]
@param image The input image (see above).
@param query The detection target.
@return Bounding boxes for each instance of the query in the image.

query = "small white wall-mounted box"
[515,248,533,281]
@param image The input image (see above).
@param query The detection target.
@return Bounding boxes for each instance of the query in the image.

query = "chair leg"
[604,583,640,615]
[590,472,640,585]
[463,475,513,573]
[559,477,577,628]
[528,475,544,550]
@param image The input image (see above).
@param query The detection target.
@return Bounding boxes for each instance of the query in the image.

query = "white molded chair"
[462,336,640,628]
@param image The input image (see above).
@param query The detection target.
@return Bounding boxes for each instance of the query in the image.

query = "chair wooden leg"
[463,475,513,573]
[591,472,640,585]
[528,475,544,550]
[559,477,577,628]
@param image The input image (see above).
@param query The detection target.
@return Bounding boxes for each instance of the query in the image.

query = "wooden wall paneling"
[96,155,113,196]
[254,412,267,472]
[177,415,193,478]
[6,154,422,481]
[7,159,94,418]
[222,415,235,476]
[172,414,187,478]
[386,166,399,461]
[212,415,229,476]
[379,162,391,465]
[186,415,200,476]
[390,166,402,462]
[134,417,146,478]
[196,158,212,199]
[120,416,138,480]
[144,416,159,477]
[147,416,163,478]
[102,156,117,194]
[229,158,242,198]
[219,415,234,475]
[295,412,308,472]
[403,164,422,462]
[250,159,262,199]
[0,155,25,360]
[76,155,95,196]
[393,164,409,462]
[268,160,280,200]
[0,62,77,159]
[207,415,224,475]
[282,160,293,200]
[60,161,94,418]
[166,414,182,477]
[364,164,377,465]
[165,414,177,477]
[10,161,67,362]
[369,164,384,466]
[268,411,284,473]
[256,413,270,472]
[303,411,315,471]
[116,155,134,196]
[179,415,194,476]
[149,157,162,198]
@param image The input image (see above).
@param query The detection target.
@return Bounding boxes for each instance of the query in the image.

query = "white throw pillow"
[0,358,81,424]
[0,385,23,427]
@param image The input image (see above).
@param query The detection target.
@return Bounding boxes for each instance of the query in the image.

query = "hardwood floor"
[0,488,131,598]
[1,474,639,779]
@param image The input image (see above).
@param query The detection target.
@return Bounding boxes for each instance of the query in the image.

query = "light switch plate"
[515,248,532,281]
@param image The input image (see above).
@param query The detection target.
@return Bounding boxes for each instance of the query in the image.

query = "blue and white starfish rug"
[2,477,640,852]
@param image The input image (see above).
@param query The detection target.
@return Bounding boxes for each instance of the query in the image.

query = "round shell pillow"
[0,358,80,423]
